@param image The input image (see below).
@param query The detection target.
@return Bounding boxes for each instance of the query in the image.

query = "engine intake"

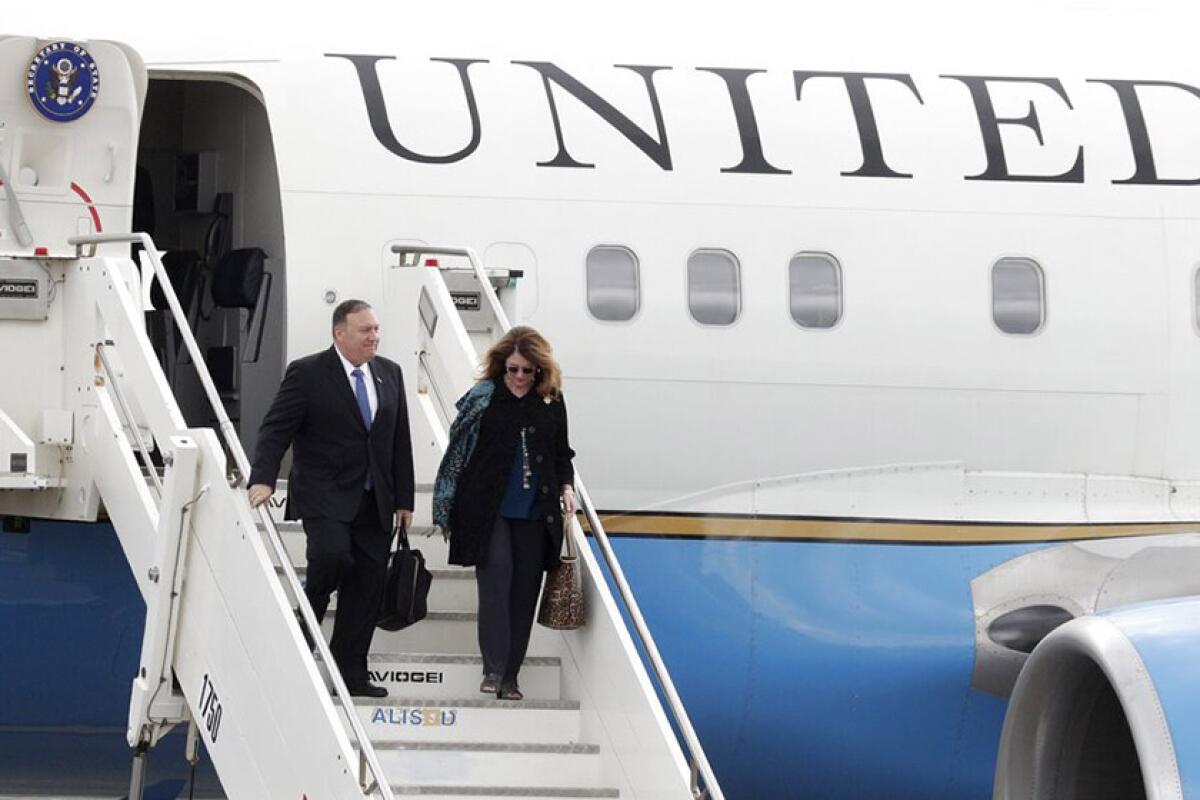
[994,615,1183,800]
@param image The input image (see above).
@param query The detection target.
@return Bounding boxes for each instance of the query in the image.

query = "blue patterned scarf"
[432,379,495,528]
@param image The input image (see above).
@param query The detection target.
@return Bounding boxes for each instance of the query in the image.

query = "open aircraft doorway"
[134,74,285,457]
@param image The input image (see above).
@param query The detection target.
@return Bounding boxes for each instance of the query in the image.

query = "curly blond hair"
[480,326,563,399]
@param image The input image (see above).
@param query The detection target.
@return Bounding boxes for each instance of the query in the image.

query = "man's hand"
[394,508,414,531]
[248,484,274,508]
[561,485,577,516]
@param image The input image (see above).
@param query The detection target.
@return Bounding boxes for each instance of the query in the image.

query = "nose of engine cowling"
[993,611,1187,800]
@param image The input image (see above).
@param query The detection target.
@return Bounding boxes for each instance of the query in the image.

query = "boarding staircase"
[0,35,721,800]
[251,244,726,798]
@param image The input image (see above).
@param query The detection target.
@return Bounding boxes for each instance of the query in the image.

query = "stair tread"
[280,565,473,580]
[317,610,476,623]
[268,519,438,536]
[389,788,618,798]
[343,696,580,710]
[406,610,476,621]
[365,653,560,667]
[367,741,600,754]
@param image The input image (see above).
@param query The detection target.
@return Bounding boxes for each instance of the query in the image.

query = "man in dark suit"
[248,299,414,698]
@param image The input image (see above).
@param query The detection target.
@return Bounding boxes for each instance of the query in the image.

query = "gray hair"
[331,299,373,334]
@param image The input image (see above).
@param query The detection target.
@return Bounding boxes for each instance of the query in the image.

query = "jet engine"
[993,599,1200,800]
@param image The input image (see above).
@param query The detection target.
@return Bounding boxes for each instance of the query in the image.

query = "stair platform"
[371,741,603,789]
[340,696,582,744]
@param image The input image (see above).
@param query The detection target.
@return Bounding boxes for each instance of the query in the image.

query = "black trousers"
[476,516,546,684]
[302,489,391,686]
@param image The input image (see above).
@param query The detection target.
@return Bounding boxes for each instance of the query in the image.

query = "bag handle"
[393,522,411,554]
[561,514,577,561]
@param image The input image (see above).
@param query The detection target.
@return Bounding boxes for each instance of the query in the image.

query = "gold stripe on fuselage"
[586,514,1200,544]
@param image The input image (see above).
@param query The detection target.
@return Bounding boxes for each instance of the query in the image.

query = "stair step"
[377,741,600,753]
[284,565,472,581]
[279,565,478,609]
[362,653,561,700]
[341,696,581,743]
[271,519,441,536]
[389,788,619,798]
[270,521,453,568]
[312,653,561,701]
[370,741,603,788]
[355,696,579,710]
[325,614,559,655]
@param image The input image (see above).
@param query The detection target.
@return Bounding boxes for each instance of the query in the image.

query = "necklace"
[520,427,533,490]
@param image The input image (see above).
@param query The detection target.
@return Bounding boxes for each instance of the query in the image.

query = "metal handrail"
[393,244,724,800]
[95,343,164,497]
[575,480,719,800]
[416,350,452,425]
[391,245,510,331]
[69,233,395,800]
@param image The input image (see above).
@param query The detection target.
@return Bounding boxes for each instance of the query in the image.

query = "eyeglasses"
[506,364,536,375]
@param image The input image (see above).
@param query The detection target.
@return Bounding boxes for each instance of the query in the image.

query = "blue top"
[498,443,539,520]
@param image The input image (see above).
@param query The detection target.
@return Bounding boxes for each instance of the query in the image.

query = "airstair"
[0,35,722,799]
[263,243,725,798]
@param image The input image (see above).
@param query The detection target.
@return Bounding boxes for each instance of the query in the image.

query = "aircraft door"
[133,76,286,458]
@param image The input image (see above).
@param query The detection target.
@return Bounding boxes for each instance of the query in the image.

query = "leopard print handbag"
[536,518,585,630]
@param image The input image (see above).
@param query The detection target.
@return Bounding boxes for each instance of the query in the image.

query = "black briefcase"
[378,524,432,631]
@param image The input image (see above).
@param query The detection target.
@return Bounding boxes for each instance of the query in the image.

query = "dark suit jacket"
[249,345,415,529]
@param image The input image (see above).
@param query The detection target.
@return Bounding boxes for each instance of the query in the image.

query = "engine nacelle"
[994,598,1200,800]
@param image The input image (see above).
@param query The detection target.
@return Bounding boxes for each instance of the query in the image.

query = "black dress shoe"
[348,681,388,698]
[295,610,317,653]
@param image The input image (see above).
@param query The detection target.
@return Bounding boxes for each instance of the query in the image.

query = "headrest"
[211,247,267,309]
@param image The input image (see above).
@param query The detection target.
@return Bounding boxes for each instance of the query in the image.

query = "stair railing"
[393,244,725,800]
[70,232,395,799]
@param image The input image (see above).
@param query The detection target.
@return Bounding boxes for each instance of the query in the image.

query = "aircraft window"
[586,246,640,322]
[687,249,741,325]
[789,252,842,328]
[992,258,1045,335]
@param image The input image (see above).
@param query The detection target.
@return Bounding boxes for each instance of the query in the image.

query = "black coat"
[448,378,575,570]
[249,346,415,531]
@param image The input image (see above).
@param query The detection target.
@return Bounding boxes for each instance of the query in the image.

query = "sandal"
[498,683,523,701]
[480,673,501,694]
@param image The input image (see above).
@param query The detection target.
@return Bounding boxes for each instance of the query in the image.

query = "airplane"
[4,2,1200,797]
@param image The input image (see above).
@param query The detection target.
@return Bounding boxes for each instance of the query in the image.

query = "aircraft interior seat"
[210,247,267,311]
[189,193,234,319]
[145,249,203,386]
[202,194,233,269]
[150,249,203,313]
[206,247,271,402]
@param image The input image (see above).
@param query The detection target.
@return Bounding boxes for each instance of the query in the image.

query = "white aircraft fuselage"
[5,6,1200,797]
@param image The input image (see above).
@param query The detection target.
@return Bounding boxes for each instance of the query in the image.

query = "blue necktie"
[352,368,372,430]
[352,368,373,490]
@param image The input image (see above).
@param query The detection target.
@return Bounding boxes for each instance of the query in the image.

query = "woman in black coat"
[441,326,575,700]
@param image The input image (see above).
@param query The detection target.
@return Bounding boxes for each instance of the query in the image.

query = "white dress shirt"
[335,347,378,422]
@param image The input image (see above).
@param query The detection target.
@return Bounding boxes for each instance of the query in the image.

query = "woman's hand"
[561,485,577,516]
